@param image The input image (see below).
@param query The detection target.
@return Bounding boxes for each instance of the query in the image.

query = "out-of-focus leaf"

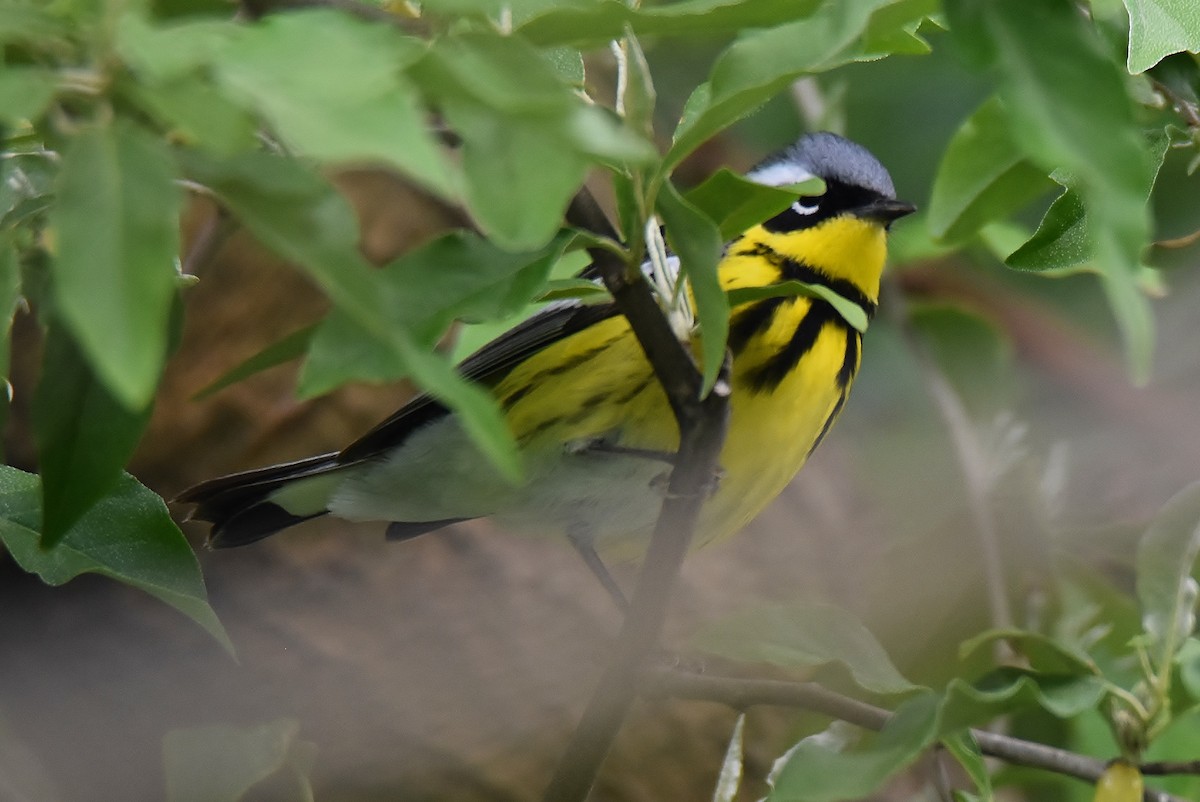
[1136,480,1200,668]
[182,150,521,480]
[0,66,57,125]
[767,692,940,801]
[945,0,1156,382]
[1179,638,1200,702]
[126,75,258,155]
[517,0,823,47]
[940,670,1106,733]
[694,601,918,695]
[0,467,232,654]
[299,232,566,397]
[959,629,1100,676]
[1123,0,1200,73]
[193,324,317,400]
[115,12,237,82]
[164,719,313,802]
[685,168,822,242]
[49,119,180,410]
[666,0,904,172]
[656,181,726,395]
[415,31,573,113]
[712,714,745,802]
[942,731,993,800]
[0,3,69,46]
[444,100,588,251]
[33,320,152,546]
[927,96,1054,243]
[214,9,451,196]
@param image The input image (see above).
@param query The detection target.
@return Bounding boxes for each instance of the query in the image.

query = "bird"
[178,132,915,602]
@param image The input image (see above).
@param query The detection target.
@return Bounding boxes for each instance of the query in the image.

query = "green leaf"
[517,0,824,48]
[945,0,1156,382]
[1136,480,1200,668]
[115,12,237,83]
[941,731,993,800]
[193,324,317,400]
[1007,133,1170,272]
[726,280,869,333]
[126,75,258,156]
[33,320,152,546]
[0,466,232,654]
[0,66,57,125]
[656,181,727,396]
[926,96,1055,243]
[0,3,69,47]
[214,9,451,196]
[617,32,656,141]
[1123,0,1200,73]
[666,0,904,173]
[958,629,1100,676]
[1005,190,1088,270]
[940,670,1106,733]
[415,30,575,113]
[685,168,823,242]
[693,601,919,696]
[1179,638,1200,702]
[767,691,940,801]
[181,150,521,480]
[713,714,745,802]
[49,119,181,410]
[164,719,313,802]
[444,100,588,250]
[300,232,565,396]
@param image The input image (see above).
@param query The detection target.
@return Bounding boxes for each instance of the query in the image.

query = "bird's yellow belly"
[701,320,850,544]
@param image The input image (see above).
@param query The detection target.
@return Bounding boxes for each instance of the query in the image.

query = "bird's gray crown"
[748,132,897,200]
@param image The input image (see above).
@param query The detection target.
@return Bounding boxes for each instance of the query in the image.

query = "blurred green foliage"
[2,0,1200,799]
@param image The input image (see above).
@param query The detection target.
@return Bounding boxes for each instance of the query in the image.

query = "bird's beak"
[855,198,917,224]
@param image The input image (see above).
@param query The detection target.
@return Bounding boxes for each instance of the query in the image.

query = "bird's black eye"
[761,193,829,233]
[792,195,822,215]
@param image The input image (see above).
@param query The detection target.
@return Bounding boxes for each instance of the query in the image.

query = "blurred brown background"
[4,43,1200,802]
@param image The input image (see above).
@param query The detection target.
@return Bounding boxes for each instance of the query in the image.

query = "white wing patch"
[747,161,816,188]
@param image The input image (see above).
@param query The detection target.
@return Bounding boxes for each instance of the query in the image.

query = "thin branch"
[644,670,1189,802]
[1141,760,1200,776]
[1150,77,1200,130]
[541,197,731,802]
[889,287,1015,641]
[181,205,237,278]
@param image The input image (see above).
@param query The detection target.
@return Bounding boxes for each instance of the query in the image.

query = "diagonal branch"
[540,192,731,802]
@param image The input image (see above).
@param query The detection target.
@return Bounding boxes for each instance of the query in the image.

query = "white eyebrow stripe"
[746,162,815,188]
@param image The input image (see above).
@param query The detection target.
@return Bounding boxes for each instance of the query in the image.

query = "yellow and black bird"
[179,132,914,595]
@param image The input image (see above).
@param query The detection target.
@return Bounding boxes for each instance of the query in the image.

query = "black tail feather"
[176,453,340,547]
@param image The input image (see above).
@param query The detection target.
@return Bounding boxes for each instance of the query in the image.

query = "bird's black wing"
[336,299,620,464]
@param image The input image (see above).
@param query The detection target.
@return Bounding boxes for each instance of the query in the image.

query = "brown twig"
[645,670,1189,802]
[1141,760,1200,776]
[181,205,237,278]
[541,194,731,801]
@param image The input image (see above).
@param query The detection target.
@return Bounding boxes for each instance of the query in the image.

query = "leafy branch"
[646,669,1191,802]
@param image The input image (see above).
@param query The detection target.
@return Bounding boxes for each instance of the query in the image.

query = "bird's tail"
[176,453,348,548]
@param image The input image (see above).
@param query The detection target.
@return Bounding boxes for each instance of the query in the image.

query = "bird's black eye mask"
[760,179,885,233]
